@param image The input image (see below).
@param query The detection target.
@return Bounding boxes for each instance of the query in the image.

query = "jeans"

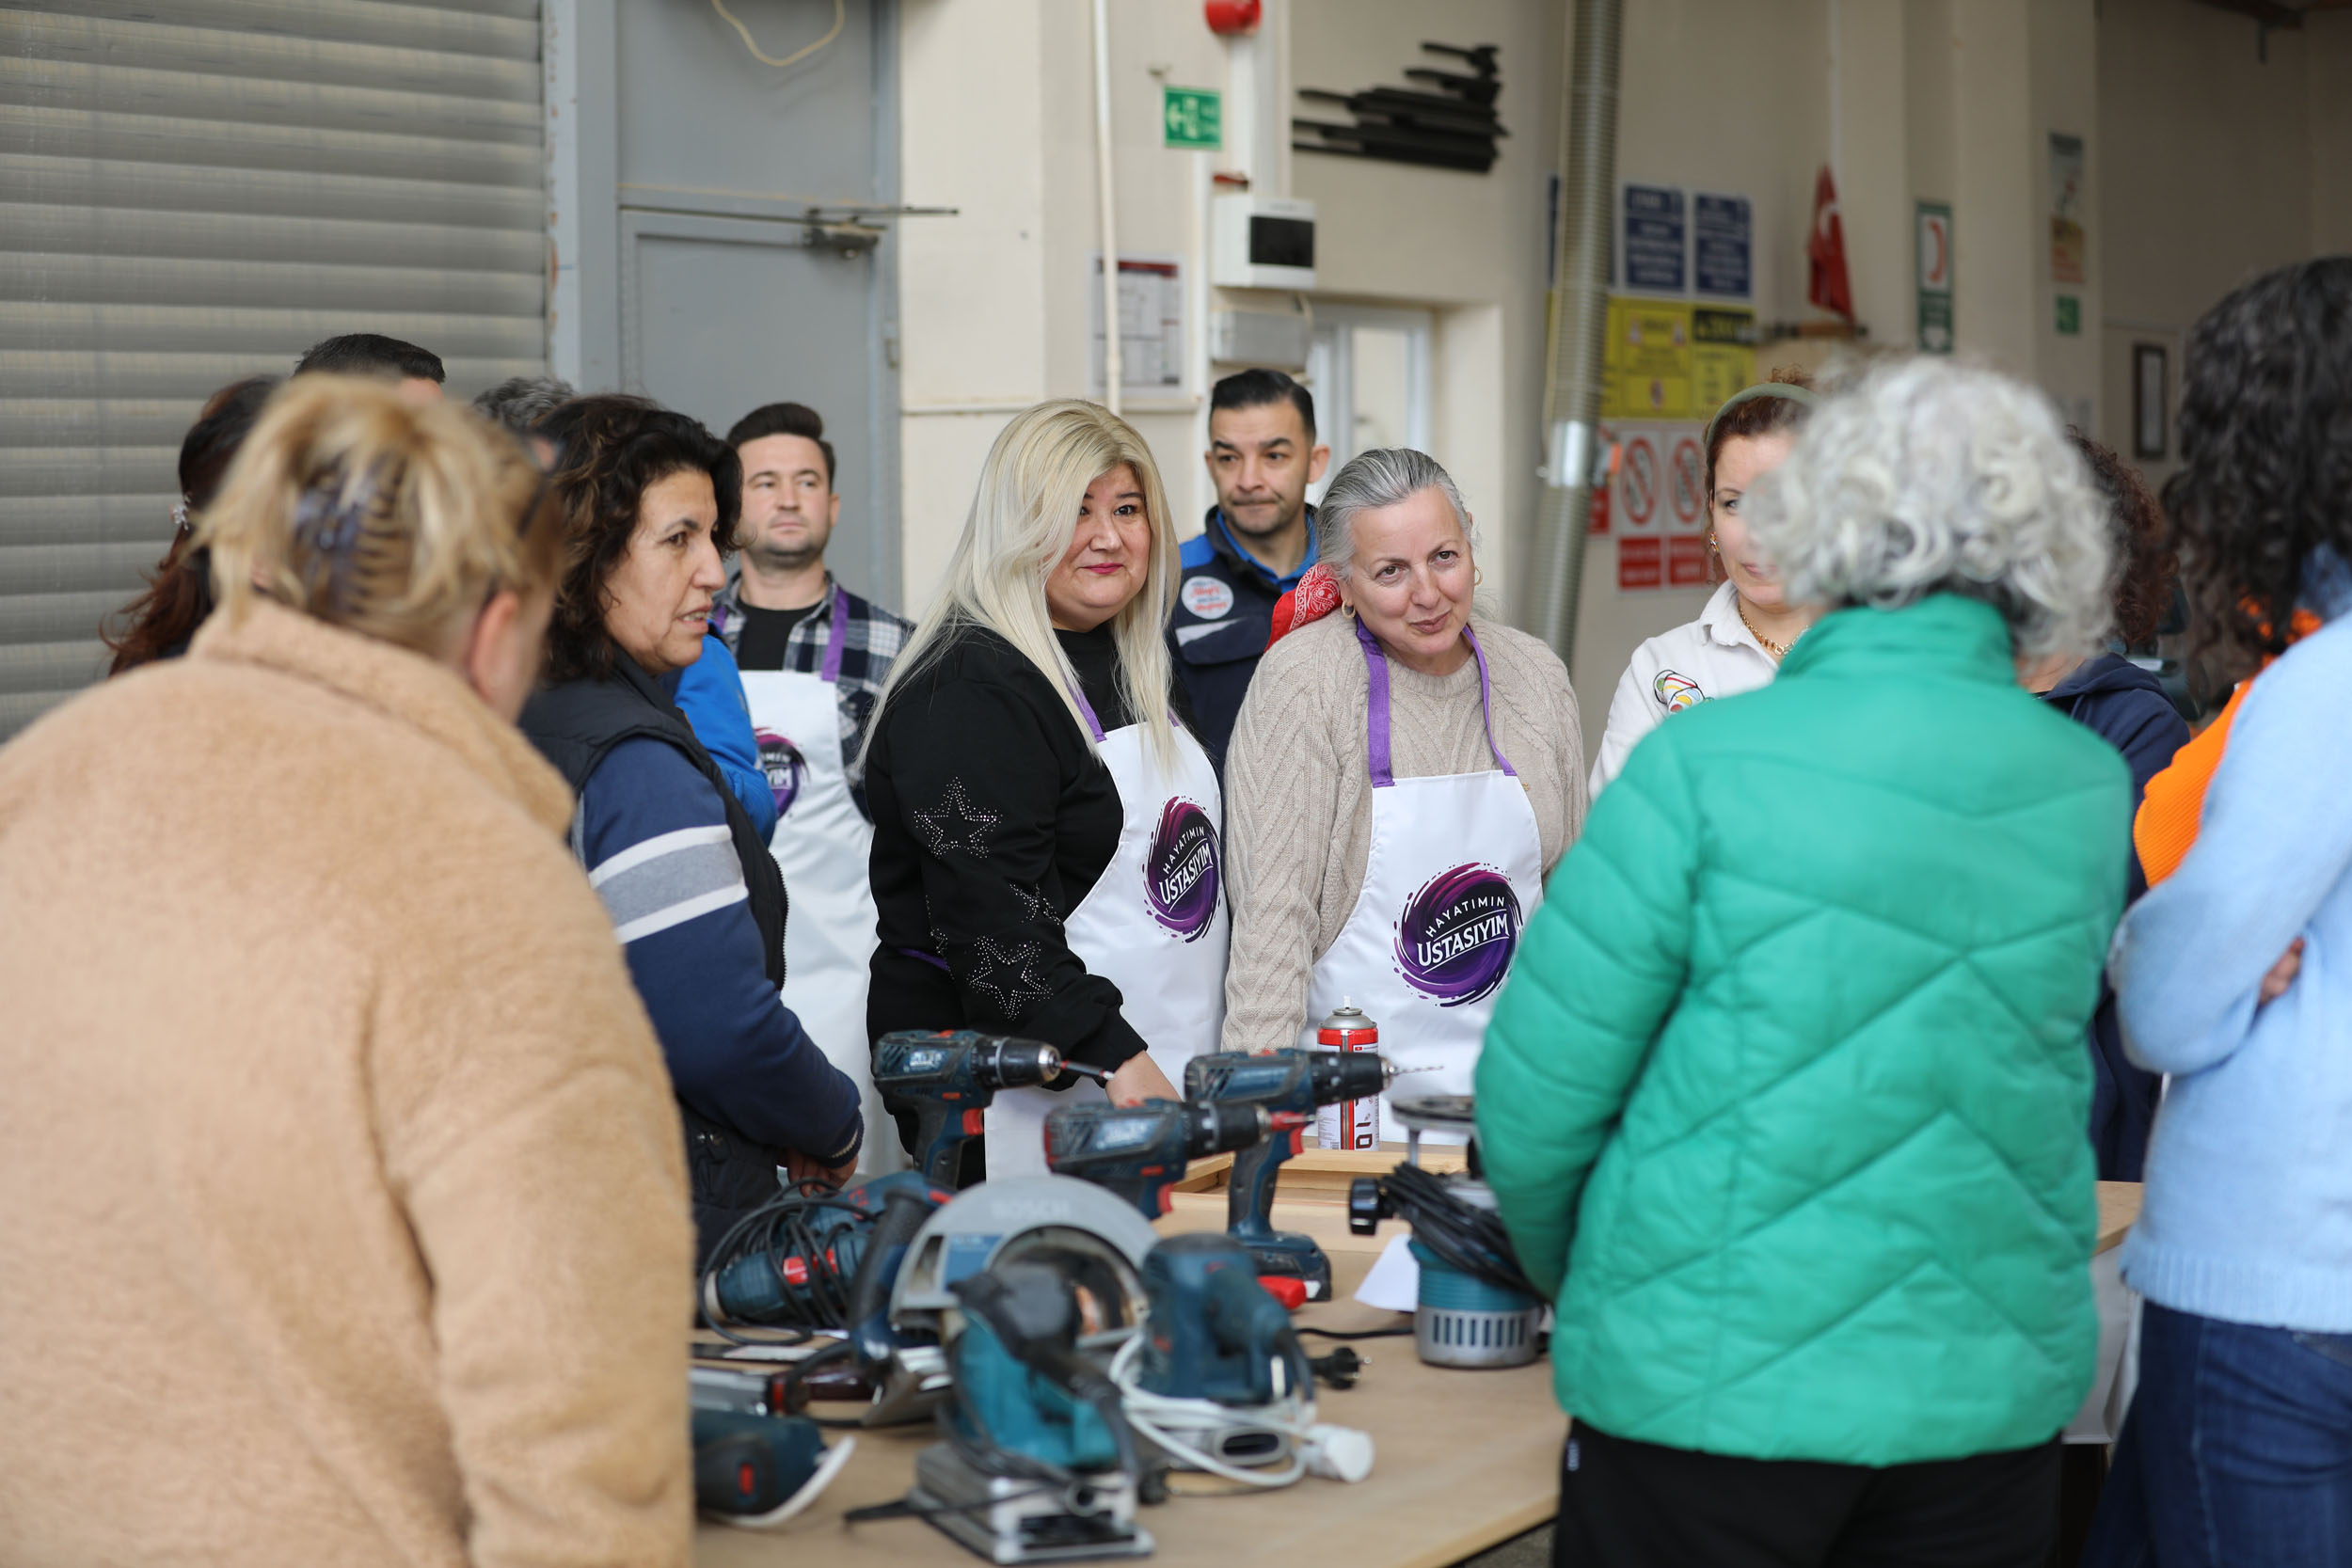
[2084,1300,2352,1568]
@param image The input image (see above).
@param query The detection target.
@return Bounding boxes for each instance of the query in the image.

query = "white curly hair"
[1745,357,2116,658]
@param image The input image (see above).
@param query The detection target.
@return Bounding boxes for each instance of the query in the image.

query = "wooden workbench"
[695,1157,1563,1568]
[695,1159,2144,1567]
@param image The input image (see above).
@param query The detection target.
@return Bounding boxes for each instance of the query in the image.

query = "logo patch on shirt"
[1652,669,1707,713]
[1145,799,1222,941]
[1392,864,1523,1007]
[755,729,807,819]
[1181,576,1235,620]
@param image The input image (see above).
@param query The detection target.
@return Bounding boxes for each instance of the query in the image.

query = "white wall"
[1564,0,1833,736]
[892,0,2352,752]
[2096,0,2349,489]
[1290,0,1563,610]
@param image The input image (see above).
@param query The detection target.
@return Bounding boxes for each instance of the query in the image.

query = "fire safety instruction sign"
[1602,298,1756,421]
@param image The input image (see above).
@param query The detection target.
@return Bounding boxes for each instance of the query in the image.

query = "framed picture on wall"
[2134,343,2168,459]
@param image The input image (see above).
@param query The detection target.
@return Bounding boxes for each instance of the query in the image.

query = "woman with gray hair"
[1476,357,2133,1567]
[1220,448,1582,1131]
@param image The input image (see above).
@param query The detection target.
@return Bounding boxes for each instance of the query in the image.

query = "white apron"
[736,590,903,1175]
[984,689,1230,1178]
[1300,618,1546,1138]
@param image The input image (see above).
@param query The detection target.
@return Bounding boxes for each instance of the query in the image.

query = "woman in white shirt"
[1589,375,1820,794]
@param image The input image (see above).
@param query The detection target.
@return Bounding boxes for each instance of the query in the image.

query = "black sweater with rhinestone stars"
[866,623,1163,1112]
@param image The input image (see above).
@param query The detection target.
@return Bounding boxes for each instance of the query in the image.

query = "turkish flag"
[1808,165,1854,321]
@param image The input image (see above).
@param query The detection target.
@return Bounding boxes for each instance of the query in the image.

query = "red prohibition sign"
[1669,437,1706,528]
[1621,436,1660,528]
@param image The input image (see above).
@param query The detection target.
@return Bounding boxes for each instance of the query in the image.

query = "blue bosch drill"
[872,1030,1101,1186]
[1041,1098,1293,1219]
[1184,1049,1396,1301]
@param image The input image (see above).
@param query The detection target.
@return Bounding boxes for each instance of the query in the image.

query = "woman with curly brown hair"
[2019,431,2190,1184]
[2086,257,2352,1568]
[519,394,863,1259]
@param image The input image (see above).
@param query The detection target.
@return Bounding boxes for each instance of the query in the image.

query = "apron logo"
[1181,576,1235,620]
[755,729,807,819]
[1393,864,1522,1007]
[1145,799,1221,941]
[1653,668,1707,713]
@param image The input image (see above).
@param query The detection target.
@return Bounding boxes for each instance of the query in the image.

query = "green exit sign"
[1164,86,1221,150]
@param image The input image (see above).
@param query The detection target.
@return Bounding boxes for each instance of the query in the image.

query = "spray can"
[1314,1000,1381,1151]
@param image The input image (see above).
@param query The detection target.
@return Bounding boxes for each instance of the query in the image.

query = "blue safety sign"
[1622,184,1687,294]
[1693,193,1752,300]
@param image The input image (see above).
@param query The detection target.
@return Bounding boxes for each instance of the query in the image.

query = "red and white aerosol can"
[1314,999,1381,1150]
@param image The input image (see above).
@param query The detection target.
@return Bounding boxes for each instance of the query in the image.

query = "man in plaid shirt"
[707,402,914,820]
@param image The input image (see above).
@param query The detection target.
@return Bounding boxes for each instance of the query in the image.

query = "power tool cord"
[1375,1163,1541,1297]
[697,1180,863,1345]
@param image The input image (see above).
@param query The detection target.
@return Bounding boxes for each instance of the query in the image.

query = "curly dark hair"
[2167,258,2352,676]
[2069,430,2177,648]
[104,375,279,675]
[532,394,742,684]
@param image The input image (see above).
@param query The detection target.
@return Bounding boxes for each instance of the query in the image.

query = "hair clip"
[290,466,388,612]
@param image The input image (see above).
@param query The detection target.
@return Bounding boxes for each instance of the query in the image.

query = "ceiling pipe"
[1530,0,1622,669]
[1092,0,1123,415]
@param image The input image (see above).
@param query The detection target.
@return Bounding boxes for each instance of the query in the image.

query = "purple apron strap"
[1354,617,1396,787]
[1464,627,1518,778]
[1066,681,1108,744]
[895,945,950,974]
[1355,617,1517,785]
[819,582,850,685]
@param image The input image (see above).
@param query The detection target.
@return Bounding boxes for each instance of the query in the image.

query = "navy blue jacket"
[2045,653,2193,1181]
[1167,506,1313,768]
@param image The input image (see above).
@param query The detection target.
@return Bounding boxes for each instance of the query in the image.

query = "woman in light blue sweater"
[2087,257,2352,1568]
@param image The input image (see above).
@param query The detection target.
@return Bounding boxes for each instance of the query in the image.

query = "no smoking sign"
[1613,422,1707,593]
[1618,434,1661,530]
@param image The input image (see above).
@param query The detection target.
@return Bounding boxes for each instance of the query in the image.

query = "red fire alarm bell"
[1204,1,1262,37]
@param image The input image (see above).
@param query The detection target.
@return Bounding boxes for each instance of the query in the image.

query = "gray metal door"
[0,0,548,739]
[612,0,900,608]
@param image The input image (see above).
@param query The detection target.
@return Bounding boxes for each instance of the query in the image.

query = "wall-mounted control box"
[1211,194,1316,291]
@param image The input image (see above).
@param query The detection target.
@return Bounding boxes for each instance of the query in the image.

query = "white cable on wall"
[712,0,845,71]
[1092,0,1123,416]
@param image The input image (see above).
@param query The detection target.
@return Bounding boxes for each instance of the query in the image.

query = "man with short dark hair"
[700,400,914,1172]
[293,333,445,405]
[1168,368,1331,763]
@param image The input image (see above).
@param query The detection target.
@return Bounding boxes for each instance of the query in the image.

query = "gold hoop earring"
[1341,602,1356,619]
[1472,566,1485,588]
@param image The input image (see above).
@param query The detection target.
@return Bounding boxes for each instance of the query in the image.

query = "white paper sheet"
[1353,1232,1422,1311]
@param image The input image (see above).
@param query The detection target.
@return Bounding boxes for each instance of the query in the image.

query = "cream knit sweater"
[1221,611,1586,1055]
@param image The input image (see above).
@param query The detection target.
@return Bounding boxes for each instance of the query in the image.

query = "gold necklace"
[1737,599,1798,661]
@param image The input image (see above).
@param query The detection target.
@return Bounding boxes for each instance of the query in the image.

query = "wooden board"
[694,1200,1564,1568]
[1172,1145,1469,1196]
[2096,1181,2143,1257]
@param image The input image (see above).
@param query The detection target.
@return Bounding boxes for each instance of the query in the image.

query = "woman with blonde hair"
[864,400,1221,1179]
[0,377,695,1565]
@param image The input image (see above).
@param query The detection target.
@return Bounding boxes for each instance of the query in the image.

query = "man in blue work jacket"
[1168,369,1331,767]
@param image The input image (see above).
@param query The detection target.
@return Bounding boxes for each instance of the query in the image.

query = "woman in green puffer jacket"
[1478,357,2131,1568]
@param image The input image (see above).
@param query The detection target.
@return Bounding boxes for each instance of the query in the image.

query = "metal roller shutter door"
[0,0,547,738]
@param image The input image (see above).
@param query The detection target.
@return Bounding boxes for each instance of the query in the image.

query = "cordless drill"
[1042,1098,1291,1219]
[1184,1049,1396,1300]
[872,1030,1094,1187]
